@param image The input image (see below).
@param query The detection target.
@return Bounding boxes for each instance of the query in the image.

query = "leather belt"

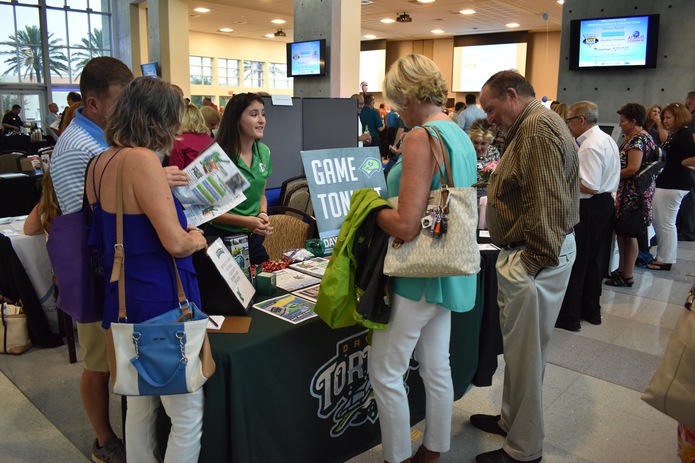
[504,228,574,250]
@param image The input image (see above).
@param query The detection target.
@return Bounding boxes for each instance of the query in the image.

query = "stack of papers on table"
[273,268,320,291]
[288,257,329,279]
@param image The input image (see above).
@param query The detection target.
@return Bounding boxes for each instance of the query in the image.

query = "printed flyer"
[253,294,317,324]
[173,142,250,227]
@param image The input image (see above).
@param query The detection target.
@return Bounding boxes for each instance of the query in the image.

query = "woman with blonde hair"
[169,104,213,169]
[369,54,477,463]
[200,105,221,136]
[24,170,61,236]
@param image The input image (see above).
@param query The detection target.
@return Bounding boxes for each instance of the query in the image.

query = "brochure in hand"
[253,294,317,324]
[172,142,250,227]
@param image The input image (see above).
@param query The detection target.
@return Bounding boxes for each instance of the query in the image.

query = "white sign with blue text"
[301,147,388,253]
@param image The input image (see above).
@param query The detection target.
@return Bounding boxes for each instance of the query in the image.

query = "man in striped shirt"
[470,71,579,463]
[51,56,134,463]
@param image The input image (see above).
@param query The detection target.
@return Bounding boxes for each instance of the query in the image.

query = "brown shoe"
[411,444,441,463]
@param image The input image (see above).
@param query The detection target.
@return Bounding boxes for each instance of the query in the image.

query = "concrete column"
[147,0,190,94]
[293,0,360,98]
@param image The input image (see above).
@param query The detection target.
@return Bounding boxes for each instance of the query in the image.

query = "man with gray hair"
[556,101,620,331]
[471,70,579,463]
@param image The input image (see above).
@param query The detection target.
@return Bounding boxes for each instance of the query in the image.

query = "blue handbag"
[104,157,215,396]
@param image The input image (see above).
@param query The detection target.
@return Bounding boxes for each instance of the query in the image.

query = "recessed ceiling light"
[364,34,377,39]
[380,18,395,23]
[506,22,520,28]
[264,33,275,38]
[417,0,436,3]
[460,9,476,15]
[431,29,444,34]
[219,28,233,33]
[193,7,210,13]
[271,19,286,24]
[557,0,565,4]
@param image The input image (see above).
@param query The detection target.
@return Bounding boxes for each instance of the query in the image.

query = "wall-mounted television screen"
[141,61,160,77]
[287,39,326,77]
[569,14,659,70]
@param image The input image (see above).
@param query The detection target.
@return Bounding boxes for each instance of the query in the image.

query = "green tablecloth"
[197,270,488,463]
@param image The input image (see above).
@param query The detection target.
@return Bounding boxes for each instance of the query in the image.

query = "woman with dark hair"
[85,76,208,463]
[605,103,659,287]
[648,103,695,271]
[207,92,273,264]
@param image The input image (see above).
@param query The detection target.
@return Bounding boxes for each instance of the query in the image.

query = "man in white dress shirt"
[556,101,620,331]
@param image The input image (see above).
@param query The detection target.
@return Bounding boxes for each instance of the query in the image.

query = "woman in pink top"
[169,104,213,169]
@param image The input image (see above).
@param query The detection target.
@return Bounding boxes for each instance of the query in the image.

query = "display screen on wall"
[287,39,327,77]
[452,43,527,92]
[569,14,659,70]
[359,49,386,92]
[141,62,159,77]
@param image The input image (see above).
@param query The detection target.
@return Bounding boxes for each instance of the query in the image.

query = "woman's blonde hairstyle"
[383,54,448,111]
[180,104,210,134]
[104,76,183,154]
[200,105,221,131]
[469,126,494,144]
[39,169,60,234]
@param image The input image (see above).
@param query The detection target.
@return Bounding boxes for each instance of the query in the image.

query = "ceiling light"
[557,0,565,3]
[364,34,377,39]
[193,7,210,13]
[265,33,275,38]
[460,9,476,15]
[506,22,520,28]
[431,29,444,34]
[381,18,395,23]
[274,29,287,37]
[271,19,286,24]
[396,12,412,23]
[219,28,233,33]
[417,0,436,3]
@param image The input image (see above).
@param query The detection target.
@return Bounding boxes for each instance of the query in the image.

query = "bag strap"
[108,151,192,322]
[423,125,454,214]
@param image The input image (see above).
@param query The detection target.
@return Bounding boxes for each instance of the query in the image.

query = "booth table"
[189,249,501,463]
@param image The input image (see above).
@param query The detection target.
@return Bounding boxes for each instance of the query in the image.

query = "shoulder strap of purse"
[422,125,455,189]
[108,151,192,322]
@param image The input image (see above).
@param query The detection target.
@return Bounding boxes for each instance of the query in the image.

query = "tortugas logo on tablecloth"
[310,330,416,437]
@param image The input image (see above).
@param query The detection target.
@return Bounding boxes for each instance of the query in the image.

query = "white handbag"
[1,303,32,355]
[383,126,480,278]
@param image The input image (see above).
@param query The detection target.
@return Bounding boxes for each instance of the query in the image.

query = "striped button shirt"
[51,108,109,214]
[487,99,580,276]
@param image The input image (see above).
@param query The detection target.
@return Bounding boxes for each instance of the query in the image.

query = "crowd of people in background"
[16,49,695,462]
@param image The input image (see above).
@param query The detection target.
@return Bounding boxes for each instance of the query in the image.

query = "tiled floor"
[1,241,688,462]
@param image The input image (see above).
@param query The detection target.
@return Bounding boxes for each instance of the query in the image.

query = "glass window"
[218,58,239,87]
[190,95,204,107]
[269,62,292,89]
[243,60,264,88]
[219,95,232,110]
[0,5,47,84]
[190,56,213,85]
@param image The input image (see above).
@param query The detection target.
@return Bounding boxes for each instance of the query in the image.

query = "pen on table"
[208,316,219,328]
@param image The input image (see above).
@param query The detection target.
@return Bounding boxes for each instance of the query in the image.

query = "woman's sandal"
[646,261,672,271]
[605,272,634,287]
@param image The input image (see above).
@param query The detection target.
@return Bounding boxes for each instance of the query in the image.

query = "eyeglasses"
[565,116,582,124]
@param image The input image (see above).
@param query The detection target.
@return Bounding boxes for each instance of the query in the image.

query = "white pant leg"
[498,234,576,461]
[653,188,689,264]
[161,388,204,463]
[126,395,161,463]
[414,304,453,454]
[368,293,452,463]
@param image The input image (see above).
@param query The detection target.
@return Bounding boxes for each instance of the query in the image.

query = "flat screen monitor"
[569,14,659,70]
[287,39,326,77]
[141,62,159,77]
[597,123,623,143]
